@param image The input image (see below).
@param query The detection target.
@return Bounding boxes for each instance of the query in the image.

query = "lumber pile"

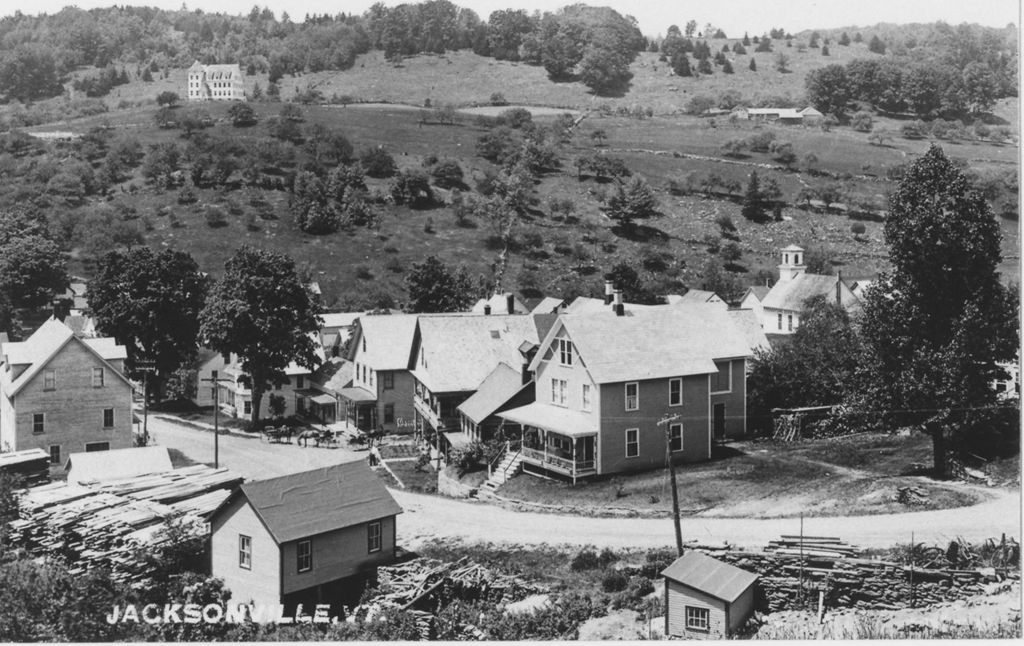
[766,535,861,559]
[7,464,241,586]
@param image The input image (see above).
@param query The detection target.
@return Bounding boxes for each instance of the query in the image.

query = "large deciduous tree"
[0,207,67,309]
[404,256,475,313]
[857,146,1019,478]
[88,248,209,399]
[804,63,850,116]
[199,247,322,424]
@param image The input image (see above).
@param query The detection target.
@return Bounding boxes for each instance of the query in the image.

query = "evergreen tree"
[868,34,886,54]
[741,171,766,222]
[670,51,691,77]
[839,31,850,46]
[749,57,757,71]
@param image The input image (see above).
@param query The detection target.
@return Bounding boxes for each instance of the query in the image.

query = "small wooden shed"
[661,551,759,639]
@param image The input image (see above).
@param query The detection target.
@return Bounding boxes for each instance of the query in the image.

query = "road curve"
[148,416,1020,550]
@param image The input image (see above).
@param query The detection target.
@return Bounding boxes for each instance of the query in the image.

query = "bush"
[205,206,227,227]
[570,548,601,571]
[851,111,874,133]
[490,92,508,106]
[715,214,736,233]
[430,160,464,189]
[451,441,484,476]
[601,571,629,593]
[851,222,866,235]
[498,107,532,129]
[360,147,398,178]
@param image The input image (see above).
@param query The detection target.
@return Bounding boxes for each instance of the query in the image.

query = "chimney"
[604,279,614,305]
[506,293,515,315]
[51,298,70,322]
[613,289,624,316]
[836,271,843,306]
[483,303,491,315]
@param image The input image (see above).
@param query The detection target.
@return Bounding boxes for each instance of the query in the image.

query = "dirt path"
[150,417,1020,551]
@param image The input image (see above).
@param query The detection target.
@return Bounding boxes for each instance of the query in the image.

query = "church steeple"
[778,244,806,282]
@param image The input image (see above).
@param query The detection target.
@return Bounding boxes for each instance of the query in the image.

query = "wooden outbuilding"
[661,551,758,639]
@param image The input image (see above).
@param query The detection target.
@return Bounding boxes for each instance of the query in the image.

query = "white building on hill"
[187,61,244,102]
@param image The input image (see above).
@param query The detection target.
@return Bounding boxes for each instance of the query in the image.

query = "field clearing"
[498,433,1003,519]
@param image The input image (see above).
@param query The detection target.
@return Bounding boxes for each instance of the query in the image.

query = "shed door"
[713,404,726,439]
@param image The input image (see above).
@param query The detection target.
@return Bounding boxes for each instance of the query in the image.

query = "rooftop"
[661,551,759,603]
[761,273,859,312]
[457,362,529,424]
[353,314,419,370]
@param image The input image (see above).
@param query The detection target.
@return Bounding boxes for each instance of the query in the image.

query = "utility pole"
[135,360,156,446]
[658,414,684,556]
[200,375,232,468]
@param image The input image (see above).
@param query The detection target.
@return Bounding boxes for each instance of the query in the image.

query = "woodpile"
[7,465,241,585]
[765,535,861,559]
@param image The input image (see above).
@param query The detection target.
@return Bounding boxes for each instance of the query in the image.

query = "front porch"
[339,386,377,431]
[498,402,598,484]
[294,389,338,424]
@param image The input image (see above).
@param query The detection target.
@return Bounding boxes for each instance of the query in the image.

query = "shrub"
[177,184,197,204]
[851,222,866,235]
[384,256,404,273]
[851,111,874,133]
[451,441,484,476]
[497,107,532,129]
[570,548,601,571]
[430,160,464,189]
[490,92,508,106]
[360,147,398,178]
[601,571,629,593]
[715,214,736,233]
[205,207,227,227]
[355,264,373,280]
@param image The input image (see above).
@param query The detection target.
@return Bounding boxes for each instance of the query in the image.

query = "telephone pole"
[135,360,156,446]
[200,375,232,468]
[658,413,684,556]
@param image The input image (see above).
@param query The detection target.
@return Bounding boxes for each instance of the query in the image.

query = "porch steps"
[480,451,523,493]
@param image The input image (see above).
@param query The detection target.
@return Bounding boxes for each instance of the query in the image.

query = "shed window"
[669,378,682,406]
[625,428,639,458]
[368,521,382,553]
[384,404,394,424]
[48,445,60,465]
[382,372,394,390]
[670,423,683,452]
[239,535,251,569]
[624,382,638,411]
[685,606,710,631]
[297,539,312,572]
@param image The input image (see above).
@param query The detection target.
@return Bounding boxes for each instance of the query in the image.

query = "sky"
[12,0,1021,36]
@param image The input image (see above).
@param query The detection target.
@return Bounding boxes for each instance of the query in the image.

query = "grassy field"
[498,433,998,518]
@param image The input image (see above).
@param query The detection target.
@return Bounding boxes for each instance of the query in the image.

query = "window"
[43,369,56,391]
[582,384,591,411]
[384,404,394,424]
[297,539,312,572]
[778,313,783,330]
[32,413,44,434]
[239,535,251,569]
[558,338,573,366]
[624,382,639,411]
[92,367,105,388]
[382,372,394,390]
[625,428,639,458]
[243,401,252,415]
[551,379,567,406]
[362,337,366,353]
[103,408,114,428]
[85,442,109,452]
[296,376,305,389]
[669,378,682,406]
[787,314,794,332]
[48,445,60,465]
[368,521,382,553]
[211,369,218,379]
[711,361,731,393]
[670,423,683,452]
[685,606,710,631]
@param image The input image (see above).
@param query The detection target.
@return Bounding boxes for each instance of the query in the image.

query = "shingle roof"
[530,297,566,315]
[471,293,529,315]
[457,362,528,424]
[675,289,722,304]
[726,309,771,354]
[661,551,758,603]
[354,314,419,370]
[311,357,354,394]
[761,273,859,313]
[536,305,752,384]
[742,286,771,303]
[230,461,402,545]
[320,312,362,329]
[564,296,659,315]
[413,315,539,393]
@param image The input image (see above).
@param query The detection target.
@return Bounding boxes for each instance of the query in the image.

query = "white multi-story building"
[187,61,244,102]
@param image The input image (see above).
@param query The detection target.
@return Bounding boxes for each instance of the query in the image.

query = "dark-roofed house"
[661,551,758,639]
[344,314,419,434]
[498,304,753,482]
[209,461,402,610]
[0,319,133,465]
[760,245,859,335]
[303,357,354,424]
[457,362,533,444]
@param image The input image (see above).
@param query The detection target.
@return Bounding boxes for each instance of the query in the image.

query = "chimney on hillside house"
[506,293,515,314]
[604,279,615,305]
[613,289,624,316]
[484,304,491,315]
[51,298,71,322]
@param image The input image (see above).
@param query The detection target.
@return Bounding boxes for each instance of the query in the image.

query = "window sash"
[368,521,382,553]
[669,378,682,406]
[33,413,44,434]
[92,368,104,387]
[624,382,638,410]
[559,339,573,365]
[670,423,683,452]
[44,370,56,391]
[382,372,394,390]
[582,384,591,411]
[48,445,60,465]
[239,535,251,569]
[103,409,114,428]
[685,606,709,630]
[625,428,639,457]
[297,539,312,572]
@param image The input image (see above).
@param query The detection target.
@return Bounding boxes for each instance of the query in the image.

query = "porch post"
[571,437,577,485]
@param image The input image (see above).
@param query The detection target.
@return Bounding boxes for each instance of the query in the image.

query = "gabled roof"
[320,311,362,329]
[352,314,419,370]
[726,309,771,354]
[1,319,130,397]
[748,108,803,118]
[673,289,723,305]
[741,286,771,303]
[65,446,173,485]
[413,314,539,393]
[471,292,529,315]
[532,305,752,384]
[661,551,758,603]
[761,273,859,313]
[799,106,825,117]
[563,296,660,315]
[220,461,402,545]
[311,357,353,394]
[457,362,529,424]
[530,296,566,315]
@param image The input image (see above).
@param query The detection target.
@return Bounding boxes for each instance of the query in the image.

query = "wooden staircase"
[479,448,523,495]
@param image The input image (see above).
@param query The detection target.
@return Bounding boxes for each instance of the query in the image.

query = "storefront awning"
[498,403,598,438]
[338,386,377,403]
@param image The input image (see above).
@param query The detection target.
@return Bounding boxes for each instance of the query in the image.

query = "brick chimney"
[613,289,624,316]
[483,303,491,315]
[506,293,515,314]
[51,298,71,322]
[604,279,615,305]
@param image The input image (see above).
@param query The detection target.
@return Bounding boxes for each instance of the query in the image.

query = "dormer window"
[558,339,573,366]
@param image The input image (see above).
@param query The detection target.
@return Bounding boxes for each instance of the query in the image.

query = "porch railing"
[521,446,595,474]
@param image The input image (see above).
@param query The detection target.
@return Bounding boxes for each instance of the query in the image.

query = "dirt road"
[150,416,1020,550]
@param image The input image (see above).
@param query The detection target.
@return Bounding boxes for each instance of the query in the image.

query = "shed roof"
[352,314,419,370]
[413,314,539,393]
[227,461,402,545]
[0,448,50,468]
[660,551,759,603]
[65,446,173,485]
[761,273,858,313]
[534,305,751,384]
[457,362,529,424]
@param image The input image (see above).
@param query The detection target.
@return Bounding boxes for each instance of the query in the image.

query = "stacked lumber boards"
[765,535,861,559]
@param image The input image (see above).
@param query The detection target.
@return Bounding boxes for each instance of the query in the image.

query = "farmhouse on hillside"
[187,61,244,101]
[0,318,134,464]
[661,551,758,639]
[209,461,402,610]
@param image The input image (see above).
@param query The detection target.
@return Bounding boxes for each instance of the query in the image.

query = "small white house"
[661,551,758,639]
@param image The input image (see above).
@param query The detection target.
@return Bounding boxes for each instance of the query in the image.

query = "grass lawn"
[498,433,999,519]
[380,458,438,494]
